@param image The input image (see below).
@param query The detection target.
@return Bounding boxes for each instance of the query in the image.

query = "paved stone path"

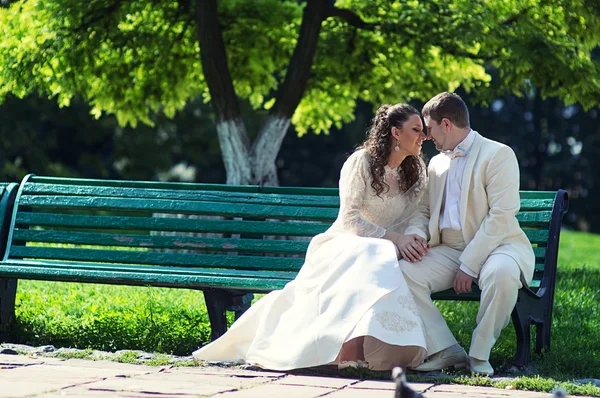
[0,353,595,397]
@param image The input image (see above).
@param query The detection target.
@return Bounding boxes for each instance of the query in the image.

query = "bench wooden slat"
[18,196,339,221]
[431,279,542,301]
[10,246,305,272]
[518,191,558,200]
[23,184,341,208]
[16,213,331,236]
[22,184,555,211]
[258,186,339,196]
[13,229,310,254]
[516,211,552,226]
[0,262,289,291]
[0,259,297,280]
[519,199,554,211]
[29,176,262,193]
[523,229,549,244]
[533,247,546,260]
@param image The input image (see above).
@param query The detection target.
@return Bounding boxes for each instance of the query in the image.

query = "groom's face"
[424,116,447,151]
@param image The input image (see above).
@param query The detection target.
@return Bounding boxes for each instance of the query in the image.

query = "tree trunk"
[216,118,253,185]
[248,0,327,186]
[195,0,326,186]
[250,115,291,186]
[195,0,252,184]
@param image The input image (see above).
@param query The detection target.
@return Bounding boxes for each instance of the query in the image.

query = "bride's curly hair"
[358,103,426,198]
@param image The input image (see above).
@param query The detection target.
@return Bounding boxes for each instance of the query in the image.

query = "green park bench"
[0,174,568,367]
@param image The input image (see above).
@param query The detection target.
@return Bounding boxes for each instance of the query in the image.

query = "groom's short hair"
[422,92,470,128]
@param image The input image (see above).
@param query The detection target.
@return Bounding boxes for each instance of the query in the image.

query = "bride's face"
[394,115,426,156]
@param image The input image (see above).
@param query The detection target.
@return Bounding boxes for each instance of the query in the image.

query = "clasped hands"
[386,231,429,262]
[386,232,474,294]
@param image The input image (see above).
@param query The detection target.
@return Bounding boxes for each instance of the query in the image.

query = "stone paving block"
[326,388,394,397]
[273,375,357,388]
[174,365,285,378]
[0,364,153,398]
[425,384,553,397]
[38,387,196,398]
[78,370,274,396]
[351,379,433,392]
[57,358,160,373]
[0,353,48,367]
[217,384,336,398]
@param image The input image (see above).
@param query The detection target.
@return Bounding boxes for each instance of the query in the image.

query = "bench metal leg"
[0,278,18,327]
[229,293,254,321]
[202,290,254,343]
[203,289,231,341]
[511,297,532,367]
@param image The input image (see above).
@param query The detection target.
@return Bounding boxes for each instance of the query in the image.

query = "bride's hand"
[395,234,429,262]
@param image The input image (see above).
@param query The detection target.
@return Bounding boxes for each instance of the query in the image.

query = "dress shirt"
[439,130,479,278]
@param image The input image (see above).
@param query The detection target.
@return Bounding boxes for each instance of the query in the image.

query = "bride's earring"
[394,140,400,152]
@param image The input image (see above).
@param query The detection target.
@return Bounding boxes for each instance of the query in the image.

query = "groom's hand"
[453,269,474,294]
[396,234,429,262]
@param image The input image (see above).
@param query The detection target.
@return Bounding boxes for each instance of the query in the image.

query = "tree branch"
[194,0,245,124]
[326,7,376,30]
[269,0,327,118]
[501,5,533,26]
[74,1,124,32]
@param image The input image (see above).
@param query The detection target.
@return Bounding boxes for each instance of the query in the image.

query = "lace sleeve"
[337,151,387,238]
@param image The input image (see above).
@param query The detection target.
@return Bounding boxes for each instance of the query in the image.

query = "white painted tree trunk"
[217,114,291,186]
[250,115,291,186]
[216,118,252,185]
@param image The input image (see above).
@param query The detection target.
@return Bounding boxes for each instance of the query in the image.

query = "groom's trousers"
[400,229,522,361]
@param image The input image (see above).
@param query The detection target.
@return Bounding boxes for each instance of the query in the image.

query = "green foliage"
[1,0,598,135]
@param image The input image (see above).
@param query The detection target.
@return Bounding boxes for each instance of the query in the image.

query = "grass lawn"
[3,230,600,392]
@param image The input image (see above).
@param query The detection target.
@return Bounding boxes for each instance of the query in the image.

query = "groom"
[400,92,535,376]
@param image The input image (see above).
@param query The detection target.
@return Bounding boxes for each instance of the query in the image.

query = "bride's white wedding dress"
[192,149,428,370]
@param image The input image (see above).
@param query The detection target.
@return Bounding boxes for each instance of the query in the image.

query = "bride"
[193,103,430,371]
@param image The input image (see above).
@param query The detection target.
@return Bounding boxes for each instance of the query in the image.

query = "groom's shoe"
[469,357,494,376]
[412,344,468,372]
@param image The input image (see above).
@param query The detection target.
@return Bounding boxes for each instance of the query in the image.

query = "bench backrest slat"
[16,212,330,236]
[19,195,339,221]
[23,184,341,208]
[13,228,310,254]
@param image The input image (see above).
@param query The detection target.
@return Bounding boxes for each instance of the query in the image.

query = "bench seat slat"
[431,279,542,301]
[23,184,341,208]
[0,262,289,291]
[17,213,332,237]
[18,196,339,221]
[9,246,306,272]
[0,259,297,280]
[13,229,310,254]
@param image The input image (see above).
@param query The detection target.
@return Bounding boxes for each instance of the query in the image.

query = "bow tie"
[442,147,467,159]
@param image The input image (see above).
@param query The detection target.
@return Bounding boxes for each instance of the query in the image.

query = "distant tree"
[0,95,223,182]
[1,0,599,185]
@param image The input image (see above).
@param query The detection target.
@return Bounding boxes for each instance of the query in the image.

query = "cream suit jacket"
[405,132,536,285]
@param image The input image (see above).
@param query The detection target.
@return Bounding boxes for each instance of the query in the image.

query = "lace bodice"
[329,149,427,238]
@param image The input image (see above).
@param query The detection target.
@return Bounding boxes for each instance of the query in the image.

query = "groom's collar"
[454,129,476,155]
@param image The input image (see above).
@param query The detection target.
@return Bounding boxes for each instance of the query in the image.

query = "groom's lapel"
[459,132,483,227]
[431,156,451,223]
